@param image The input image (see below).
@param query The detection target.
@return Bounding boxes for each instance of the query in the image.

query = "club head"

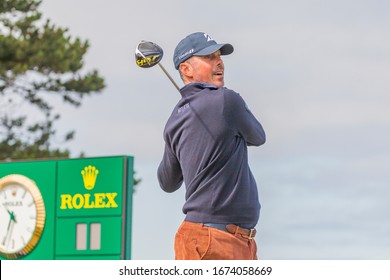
[135,41,164,68]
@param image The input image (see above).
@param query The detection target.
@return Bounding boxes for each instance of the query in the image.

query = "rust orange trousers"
[174,221,258,260]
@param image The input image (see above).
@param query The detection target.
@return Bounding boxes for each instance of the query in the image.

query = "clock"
[0,174,46,259]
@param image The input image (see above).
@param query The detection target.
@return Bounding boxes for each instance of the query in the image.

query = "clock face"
[0,175,46,259]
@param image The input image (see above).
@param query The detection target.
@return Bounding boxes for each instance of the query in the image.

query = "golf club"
[135,41,180,92]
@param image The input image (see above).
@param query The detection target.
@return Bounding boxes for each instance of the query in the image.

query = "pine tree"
[0,0,105,160]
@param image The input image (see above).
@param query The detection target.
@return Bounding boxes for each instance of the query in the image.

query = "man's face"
[186,50,225,87]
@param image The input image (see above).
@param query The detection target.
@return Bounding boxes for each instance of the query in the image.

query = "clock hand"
[8,209,17,223]
[3,219,16,248]
[2,210,17,247]
[6,214,12,230]
[2,216,12,245]
[2,209,12,244]
[5,219,16,248]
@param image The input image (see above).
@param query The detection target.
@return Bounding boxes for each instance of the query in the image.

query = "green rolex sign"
[0,156,133,260]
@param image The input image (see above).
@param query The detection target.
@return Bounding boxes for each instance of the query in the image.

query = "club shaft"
[158,63,180,92]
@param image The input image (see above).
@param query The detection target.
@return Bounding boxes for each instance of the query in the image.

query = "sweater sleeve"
[157,143,183,193]
[223,89,266,146]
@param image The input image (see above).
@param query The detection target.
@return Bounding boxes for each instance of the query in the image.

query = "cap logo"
[204,33,213,42]
[178,48,194,60]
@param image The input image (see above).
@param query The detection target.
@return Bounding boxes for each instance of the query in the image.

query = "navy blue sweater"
[157,82,266,226]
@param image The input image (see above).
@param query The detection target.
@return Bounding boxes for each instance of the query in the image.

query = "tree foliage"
[0,0,105,160]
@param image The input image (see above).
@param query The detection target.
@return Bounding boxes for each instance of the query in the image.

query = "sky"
[37,0,390,259]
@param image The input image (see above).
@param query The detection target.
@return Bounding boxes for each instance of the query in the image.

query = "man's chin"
[212,79,224,87]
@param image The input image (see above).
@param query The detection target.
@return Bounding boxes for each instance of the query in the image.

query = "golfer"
[157,32,266,260]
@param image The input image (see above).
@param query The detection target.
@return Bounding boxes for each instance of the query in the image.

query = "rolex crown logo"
[81,165,99,190]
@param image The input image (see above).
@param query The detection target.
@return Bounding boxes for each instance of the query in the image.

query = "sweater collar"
[180,82,218,97]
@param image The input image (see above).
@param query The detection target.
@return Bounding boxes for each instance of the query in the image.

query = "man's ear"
[179,61,192,79]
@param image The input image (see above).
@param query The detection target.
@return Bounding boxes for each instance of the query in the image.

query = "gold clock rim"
[0,174,46,259]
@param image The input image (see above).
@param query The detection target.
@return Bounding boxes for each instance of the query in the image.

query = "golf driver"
[135,41,180,92]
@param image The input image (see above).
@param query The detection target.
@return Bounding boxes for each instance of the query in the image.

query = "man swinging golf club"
[157,32,266,260]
